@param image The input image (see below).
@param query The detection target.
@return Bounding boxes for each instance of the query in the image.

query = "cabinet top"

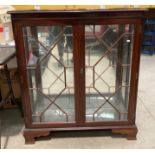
[8,9,147,14]
[8,9,147,20]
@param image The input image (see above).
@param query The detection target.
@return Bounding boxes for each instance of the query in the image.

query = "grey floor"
[1,55,155,149]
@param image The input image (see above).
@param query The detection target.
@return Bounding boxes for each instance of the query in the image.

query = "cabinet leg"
[112,127,138,140]
[23,129,50,144]
[23,132,35,144]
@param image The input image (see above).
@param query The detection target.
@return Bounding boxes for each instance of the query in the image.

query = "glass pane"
[23,26,75,123]
[85,24,134,122]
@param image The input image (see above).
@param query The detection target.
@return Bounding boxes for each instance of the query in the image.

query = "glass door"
[22,25,75,124]
[85,24,134,122]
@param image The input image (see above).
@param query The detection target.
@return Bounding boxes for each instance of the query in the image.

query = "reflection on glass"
[23,26,75,123]
[85,24,134,122]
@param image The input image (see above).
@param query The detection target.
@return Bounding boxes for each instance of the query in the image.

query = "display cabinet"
[9,9,144,144]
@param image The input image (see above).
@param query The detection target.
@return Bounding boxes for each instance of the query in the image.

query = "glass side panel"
[85,24,134,122]
[23,26,75,123]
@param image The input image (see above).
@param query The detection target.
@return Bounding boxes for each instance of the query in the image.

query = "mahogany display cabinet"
[9,9,145,144]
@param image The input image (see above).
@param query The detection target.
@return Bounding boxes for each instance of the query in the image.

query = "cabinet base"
[112,127,138,140]
[23,125,138,144]
[23,130,50,144]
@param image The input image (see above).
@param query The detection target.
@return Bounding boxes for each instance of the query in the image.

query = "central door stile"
[73,24,85,126]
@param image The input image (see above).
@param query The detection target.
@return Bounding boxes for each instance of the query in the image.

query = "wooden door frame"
[13,20,82,128]
[81,18,143,127]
